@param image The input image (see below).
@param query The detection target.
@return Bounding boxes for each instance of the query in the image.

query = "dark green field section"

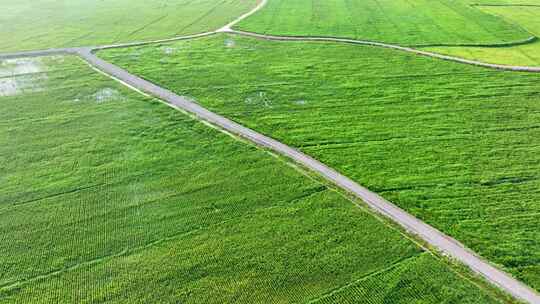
[99,34,540,292]
[235,0,530,46]
[0,0,257,52]
[0,57,503,303]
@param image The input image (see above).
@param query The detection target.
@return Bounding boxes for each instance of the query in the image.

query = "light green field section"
[234,0,530,46]
[100,34,540,292]
[427,5,540,66]
[0,56,506,303]
[314,254,493,304]
[0,0,257,52]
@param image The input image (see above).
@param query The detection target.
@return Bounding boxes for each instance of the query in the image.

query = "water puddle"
[245,91,272,108]
[225,38,236,48]
[161,46,178,55]
[92,88,125,103]
[0,58,47,97]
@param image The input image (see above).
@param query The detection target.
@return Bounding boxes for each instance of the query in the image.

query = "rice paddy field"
[0,56,512,303]
[427,4,540,66]
[99,34,540,293]
[0,0,257,52]
[234,0,531,46]
[3,0,540,302]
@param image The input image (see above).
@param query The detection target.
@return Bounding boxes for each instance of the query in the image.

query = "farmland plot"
[0,0,257,52]
[0,56,505,303]
[100,34,540,292]
[234,0,530,46]
[313,253,494,304]
[427,5,540,66]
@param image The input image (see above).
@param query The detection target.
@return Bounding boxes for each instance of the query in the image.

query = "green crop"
[99,33,540,291]
[235,0,530,46]
[0,0,257,52]
[0,56,507,303]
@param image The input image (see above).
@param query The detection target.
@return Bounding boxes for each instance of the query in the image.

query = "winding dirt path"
[2,32,539,73]
[0,0,538,72]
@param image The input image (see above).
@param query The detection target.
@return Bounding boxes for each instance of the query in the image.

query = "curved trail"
[3,31,539,72]
[1,0,540,303]
[3,33,539,72]
[218,0,268,32]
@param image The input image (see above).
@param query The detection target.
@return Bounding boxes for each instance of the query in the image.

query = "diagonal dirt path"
[75,48,540,304]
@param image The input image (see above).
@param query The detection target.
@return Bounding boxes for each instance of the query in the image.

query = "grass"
[0,56,509,303]
[234,0,530,46]
[0,0,257,53]
[426,4,540,67]
[99,33,540,292]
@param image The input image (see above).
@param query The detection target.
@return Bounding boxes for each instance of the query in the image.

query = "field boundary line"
[73,48,540,304]
[5,37,538,72]
[471,4,540,8]
[1,35,540,73]
[224,29,540,72]
[417,36,537,48]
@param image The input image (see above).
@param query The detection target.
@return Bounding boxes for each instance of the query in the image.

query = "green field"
[427,4,540,66]
[0,56,509,303]
[313,253,496,304]
[99,34,540,292]
[234,0,530,46]
[0,0,257,52]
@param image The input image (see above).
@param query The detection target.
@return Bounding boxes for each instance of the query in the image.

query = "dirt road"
[77,48,540,304]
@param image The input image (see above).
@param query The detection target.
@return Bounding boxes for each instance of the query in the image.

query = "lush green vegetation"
[0,56,506,303]
[100,34,540,292]
[314,253,497,304]
[0,0,257,52]
[427,4,540,66]
[235,0,530,46]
